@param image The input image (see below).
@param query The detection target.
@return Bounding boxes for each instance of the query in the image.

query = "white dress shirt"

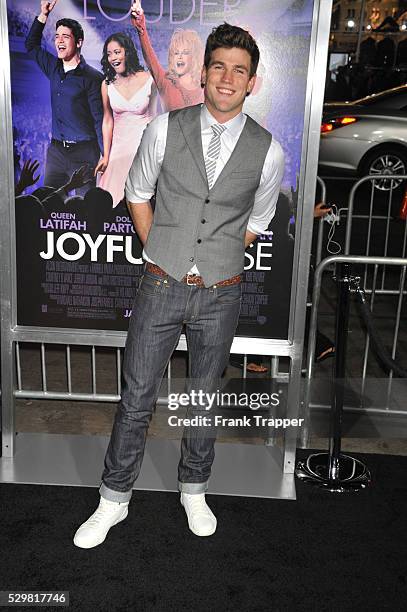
[125,105,285,273]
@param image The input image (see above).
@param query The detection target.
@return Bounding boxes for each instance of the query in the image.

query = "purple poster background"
[8,0,314,338]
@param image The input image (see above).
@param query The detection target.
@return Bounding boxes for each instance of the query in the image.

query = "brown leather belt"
[146,263,242,287]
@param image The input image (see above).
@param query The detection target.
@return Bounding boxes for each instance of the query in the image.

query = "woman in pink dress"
[131,1,204,112]
[96,32,158,207]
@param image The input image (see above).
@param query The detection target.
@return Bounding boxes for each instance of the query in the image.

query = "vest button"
[201,219,206,224]
[197,239,202,244]
[205,198,210,203]
[189,257,194,262]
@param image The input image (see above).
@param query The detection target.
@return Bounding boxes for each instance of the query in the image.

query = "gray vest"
[145,105,272,286]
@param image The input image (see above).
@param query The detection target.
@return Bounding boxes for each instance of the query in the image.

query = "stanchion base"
[295,452,371,492]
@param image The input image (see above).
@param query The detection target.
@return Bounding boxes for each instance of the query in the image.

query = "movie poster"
[8,0,314,338]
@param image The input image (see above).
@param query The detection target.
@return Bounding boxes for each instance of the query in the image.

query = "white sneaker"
[73,497,129,549]
[180,493,217,537]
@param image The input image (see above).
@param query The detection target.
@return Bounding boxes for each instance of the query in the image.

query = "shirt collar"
[58,55,86,73]
[77,55,87,70]
[201,104,245,138]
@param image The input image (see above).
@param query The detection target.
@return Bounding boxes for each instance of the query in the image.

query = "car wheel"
[360,147,407,191]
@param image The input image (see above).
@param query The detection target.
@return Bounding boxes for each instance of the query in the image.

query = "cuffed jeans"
[100,268,242,502]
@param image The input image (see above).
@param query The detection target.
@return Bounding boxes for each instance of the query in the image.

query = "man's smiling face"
[201,46,256,123]
[55,26,81,62]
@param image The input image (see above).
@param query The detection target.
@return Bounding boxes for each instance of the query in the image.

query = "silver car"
[318,84,407,190]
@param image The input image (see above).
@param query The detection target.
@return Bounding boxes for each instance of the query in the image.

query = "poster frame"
[0,0,334,468]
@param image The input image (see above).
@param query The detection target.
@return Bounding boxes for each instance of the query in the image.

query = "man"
[74,22,284,549]
[25,1,103,195]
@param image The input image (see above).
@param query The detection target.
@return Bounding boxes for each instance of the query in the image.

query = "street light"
[347,19,356,29]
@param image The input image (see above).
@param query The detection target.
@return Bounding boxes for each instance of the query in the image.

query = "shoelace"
[186,496,211,517]
[86,502,123,526]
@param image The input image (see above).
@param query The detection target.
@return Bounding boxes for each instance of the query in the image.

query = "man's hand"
[131,1,146,34]
[39,1,58,20]
[314,202,332,219]
[16,159,41,195]
[21,158,41,184]
[94,157,109,176]
[245,230,258,248]
[67,165,92,191]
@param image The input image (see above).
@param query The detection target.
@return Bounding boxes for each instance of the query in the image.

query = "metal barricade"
[13,342,286,403]
[302,254,407,448]
[315,174,407,292]
[345,175,407,296]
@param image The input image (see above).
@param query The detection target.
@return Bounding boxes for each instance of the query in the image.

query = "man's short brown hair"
[204,23,259,77]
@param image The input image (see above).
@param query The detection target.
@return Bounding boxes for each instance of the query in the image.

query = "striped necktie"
[205,123,227,188]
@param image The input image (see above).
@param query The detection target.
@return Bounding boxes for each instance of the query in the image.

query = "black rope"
[353,283,407,378]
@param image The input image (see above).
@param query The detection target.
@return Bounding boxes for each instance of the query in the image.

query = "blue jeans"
[100,268,242,502]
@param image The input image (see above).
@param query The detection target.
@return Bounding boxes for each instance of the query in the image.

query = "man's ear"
[77,38,83,51]
[201,66,207,88]
[246,74,257,97]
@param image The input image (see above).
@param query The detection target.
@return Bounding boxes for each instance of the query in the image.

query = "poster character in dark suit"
[25,1,103,195]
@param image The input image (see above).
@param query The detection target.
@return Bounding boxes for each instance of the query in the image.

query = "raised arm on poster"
[38,1,58,24]
[41,164,92,206]
[25,1,104,196]
[96,33,158,207]
[131,0,204,111]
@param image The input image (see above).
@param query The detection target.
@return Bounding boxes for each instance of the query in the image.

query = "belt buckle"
[186,274,196,286]
[63,140,76,148]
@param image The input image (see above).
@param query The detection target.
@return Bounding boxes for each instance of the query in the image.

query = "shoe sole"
[180,498,217,537]
[73,507,128,549]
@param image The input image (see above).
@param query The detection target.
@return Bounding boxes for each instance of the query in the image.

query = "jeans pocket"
[214,283,242,305]
[138,273,164,297]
